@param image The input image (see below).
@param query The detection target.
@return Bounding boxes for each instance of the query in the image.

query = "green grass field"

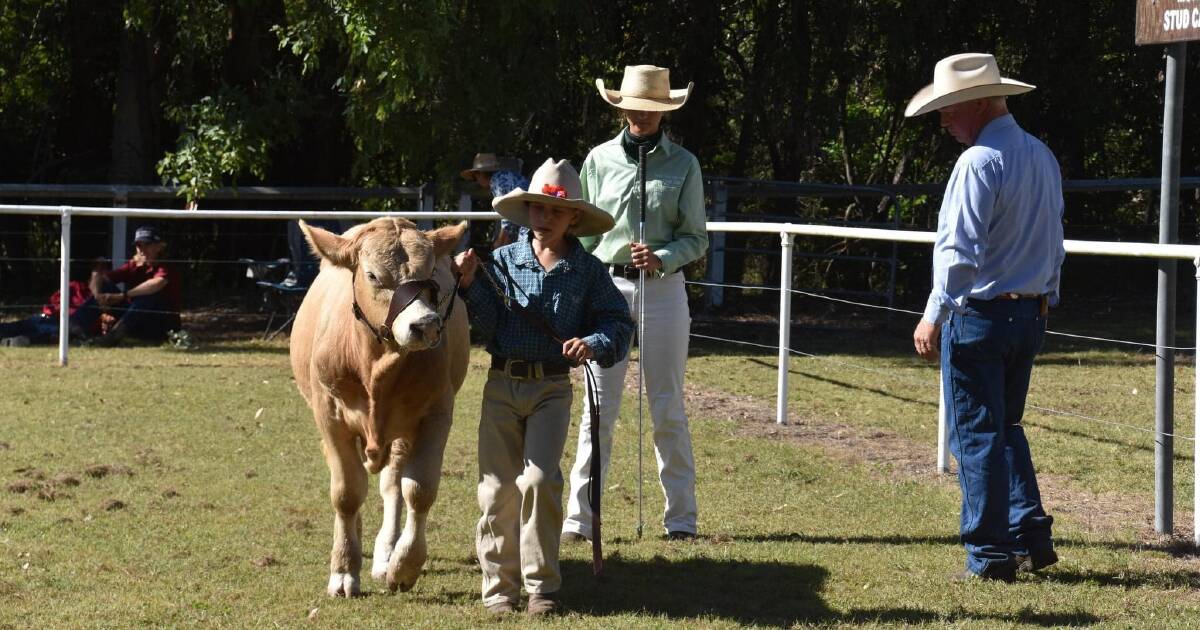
[1,331,1199,628]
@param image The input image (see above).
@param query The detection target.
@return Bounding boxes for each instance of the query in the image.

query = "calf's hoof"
[327,572,361,597]
[386,546,427,593]
[370,559,389,582]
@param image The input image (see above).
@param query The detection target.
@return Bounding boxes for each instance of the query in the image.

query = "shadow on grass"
[560,557,1101,626]
[1041,567,1200,589]
[193,344,291,356]
[731,529,1200,564]
[1024,418,1193,462]
[729,532,961,546]
[743,357,937,407]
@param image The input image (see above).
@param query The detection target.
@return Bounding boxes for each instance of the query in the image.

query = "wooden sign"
[1137,0,1200,45]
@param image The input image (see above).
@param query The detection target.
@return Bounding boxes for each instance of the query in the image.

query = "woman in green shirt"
[563,65,709,542]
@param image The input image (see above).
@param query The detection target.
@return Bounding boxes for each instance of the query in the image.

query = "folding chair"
[243,221,323,340]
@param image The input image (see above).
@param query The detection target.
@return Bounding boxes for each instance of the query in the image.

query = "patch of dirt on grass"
[162,489,180,499]
[680,378,1196,546]
[36,486,69,502]
[51,473,80,487]
[83,464,134,479]
[252,555,280,568]
[14,467,46,480]
[0,441,11,450]
[134,449,163,468]
[6,479,38,494]
[287,518,314,533]
[102,499,126,511]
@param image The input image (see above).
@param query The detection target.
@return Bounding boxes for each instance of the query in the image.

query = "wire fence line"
[685,279,1199,351]
[689,329,1199,444]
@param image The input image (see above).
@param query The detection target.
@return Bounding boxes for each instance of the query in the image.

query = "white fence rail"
[4,204,1200,542]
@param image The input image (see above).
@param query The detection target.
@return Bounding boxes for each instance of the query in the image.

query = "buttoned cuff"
[581,333,613,367]
[923,296,949,326]
[654,248,675,277]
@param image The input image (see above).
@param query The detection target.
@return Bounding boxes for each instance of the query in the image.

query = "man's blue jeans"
[941,297,1055,578]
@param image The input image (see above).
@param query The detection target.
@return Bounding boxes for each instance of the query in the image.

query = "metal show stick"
[636,143,647,540]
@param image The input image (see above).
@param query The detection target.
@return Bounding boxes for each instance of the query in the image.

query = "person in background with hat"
[461,152,530,248]
[562,65,708,543]
[80,224,183,346]
[907,53,1065,582]
[454,158,633,615]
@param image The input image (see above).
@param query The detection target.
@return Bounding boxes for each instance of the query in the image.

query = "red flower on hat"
[542,184,568,199]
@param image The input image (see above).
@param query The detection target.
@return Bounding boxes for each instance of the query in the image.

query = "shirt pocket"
[646,175,684,224]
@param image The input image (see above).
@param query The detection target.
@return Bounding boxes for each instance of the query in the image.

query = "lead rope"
[475,251,605,576]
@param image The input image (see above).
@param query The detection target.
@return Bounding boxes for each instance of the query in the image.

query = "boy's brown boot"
[526,593,559,616]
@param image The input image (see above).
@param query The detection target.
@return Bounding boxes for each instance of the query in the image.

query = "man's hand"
[629,242,662,273]
[913,319,941,362]
[454,248,479,289]
[562,338,594,365]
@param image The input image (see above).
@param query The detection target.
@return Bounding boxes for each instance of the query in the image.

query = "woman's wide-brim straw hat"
[904,53,1034,117]
[596,65,693,112]
[492,159,615,237]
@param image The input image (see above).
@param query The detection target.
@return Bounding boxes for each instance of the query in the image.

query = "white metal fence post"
[111,189,127,267]
[1194,257,1199,545]
[707,181,728,308]
[776,231,795,425]
[58,208,72,367]
[938,368,950,473]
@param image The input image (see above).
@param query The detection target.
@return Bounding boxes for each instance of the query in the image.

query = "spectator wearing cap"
[80,225,183,346]
[462,153,529,248]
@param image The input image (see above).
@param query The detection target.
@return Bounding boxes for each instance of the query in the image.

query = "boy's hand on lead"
[454,249,479,289]
[562,338,594,365]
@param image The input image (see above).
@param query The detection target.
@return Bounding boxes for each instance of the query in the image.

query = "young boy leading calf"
[455,158,633,615]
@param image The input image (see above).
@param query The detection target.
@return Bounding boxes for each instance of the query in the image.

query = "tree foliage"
[0,1,1197,297]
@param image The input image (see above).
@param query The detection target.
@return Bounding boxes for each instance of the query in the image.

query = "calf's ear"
[426,221,469,258]
[299,220,356,268]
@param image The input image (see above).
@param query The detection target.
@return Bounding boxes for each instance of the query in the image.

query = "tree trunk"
[109,26,155,184]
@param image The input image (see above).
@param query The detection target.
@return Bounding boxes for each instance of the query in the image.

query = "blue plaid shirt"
[464,235,633,368]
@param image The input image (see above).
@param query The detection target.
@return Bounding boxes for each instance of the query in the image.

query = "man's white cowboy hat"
[904,53,1035,118]
[492,159,615,237]
[596,65,693,112]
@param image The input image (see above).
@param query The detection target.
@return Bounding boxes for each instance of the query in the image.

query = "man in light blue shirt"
[907,53,1064,582]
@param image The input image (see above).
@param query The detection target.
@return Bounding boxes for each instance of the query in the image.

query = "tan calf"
[290,218,469,596]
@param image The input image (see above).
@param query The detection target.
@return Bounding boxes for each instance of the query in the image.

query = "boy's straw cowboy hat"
[905,53,1034,117]
[460,153,523,180]
[596,65,693,112]
[492,159,615,237]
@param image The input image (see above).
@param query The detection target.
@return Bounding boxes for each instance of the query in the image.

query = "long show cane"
[635,143,648,540]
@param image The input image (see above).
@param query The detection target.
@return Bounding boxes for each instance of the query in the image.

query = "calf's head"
[300,218,467,352]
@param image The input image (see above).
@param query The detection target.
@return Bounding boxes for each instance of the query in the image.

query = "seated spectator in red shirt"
[0,280,97,346]
[78,225,183,346]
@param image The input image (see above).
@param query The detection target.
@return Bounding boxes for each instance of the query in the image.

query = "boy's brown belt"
[490,356,570,379]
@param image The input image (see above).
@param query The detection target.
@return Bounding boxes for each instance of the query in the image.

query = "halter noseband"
[351,272,444,346]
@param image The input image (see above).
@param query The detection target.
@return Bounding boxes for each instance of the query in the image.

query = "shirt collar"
[605,129,675,157]
[510,234,580,273]
[975,114,1017,146]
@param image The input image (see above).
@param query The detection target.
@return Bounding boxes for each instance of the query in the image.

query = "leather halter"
[351,271,447,346]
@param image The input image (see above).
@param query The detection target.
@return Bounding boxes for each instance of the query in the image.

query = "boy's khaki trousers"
[475,370,573,607]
